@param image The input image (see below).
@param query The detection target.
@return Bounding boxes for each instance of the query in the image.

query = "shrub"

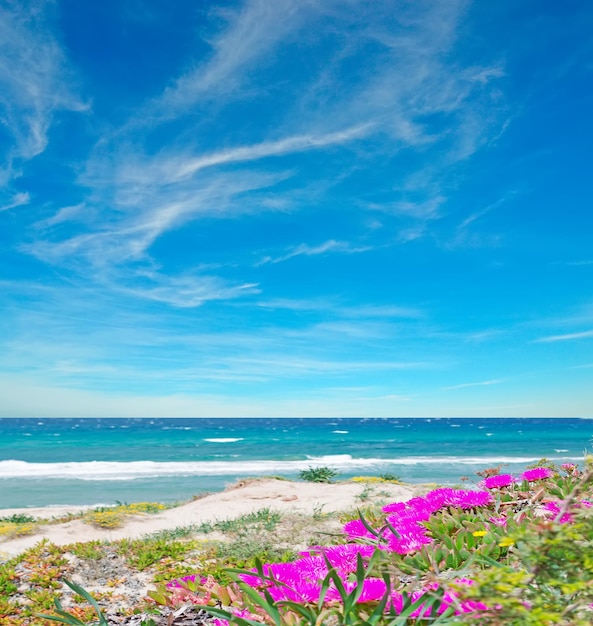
[299,466,340,483]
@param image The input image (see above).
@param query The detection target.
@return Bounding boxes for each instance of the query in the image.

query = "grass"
[197,507,282,534]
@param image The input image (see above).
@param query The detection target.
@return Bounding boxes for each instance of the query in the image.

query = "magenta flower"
[318,544,375,574]
[166,574,203,588]
[266,580,322,603]
[543,501,573,524]
[325,578,388,603]
[387,526,433,554]
[382,501,406,514]
[483,474,514,489]
[521,467,553,482]
[343,518,377,539]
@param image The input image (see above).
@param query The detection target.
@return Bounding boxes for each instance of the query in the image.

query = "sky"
[0,0,592,418]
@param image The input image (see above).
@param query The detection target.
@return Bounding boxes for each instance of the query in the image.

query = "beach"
[1,477,422,623]
[0,477,419,559]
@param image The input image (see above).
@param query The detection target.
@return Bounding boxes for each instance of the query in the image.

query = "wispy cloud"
[114,272,260,308]
[0,1,86,191]
[442,379,504,391]
[19,0,509,315]
[257,239,371,265]
[151,0,314,117]
[0,191,29,212]
[168,125,373,182]
[254,298,424,320]
[535,329,593,343]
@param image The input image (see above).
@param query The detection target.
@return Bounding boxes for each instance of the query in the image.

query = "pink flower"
[318,544,375,574]
[343,518,377,539]
[488,516,508,528]
[482,474,514,489]
[543,501,573,524]
[325,578,388,603]
[521,467,553,482]
[166,574,203,588]
[266,581,322,603]
[560,463,580,476]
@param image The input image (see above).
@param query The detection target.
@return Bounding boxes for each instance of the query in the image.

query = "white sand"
[0,479,419,559]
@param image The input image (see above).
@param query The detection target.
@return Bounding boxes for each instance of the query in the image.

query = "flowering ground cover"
[4,462,593,626]
[152,460,593,625]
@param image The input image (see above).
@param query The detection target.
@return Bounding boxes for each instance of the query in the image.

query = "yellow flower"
[498,536,515,547]
[472,530,487,537]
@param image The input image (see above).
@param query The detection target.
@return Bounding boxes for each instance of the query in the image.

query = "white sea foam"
[203,438,244,443]
[0,455,584,481]
[332,430,349,434]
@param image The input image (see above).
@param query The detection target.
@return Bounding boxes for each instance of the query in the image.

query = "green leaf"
[357,509,382,538]
[62,578,108,626]
[35,614,87,626]
[205,606,265,626]
[237,582,281,626]
[275,600,317,624]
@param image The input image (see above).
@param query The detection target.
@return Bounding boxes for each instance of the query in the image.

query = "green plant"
[37,578,108,626]
[312,503,328,520]
[0,513,36,524]
[379,473,401,483]
[0,519,38,539]
[299,466,340,483]
[145,524,201,540]
[65,541,107,560]
[83,509,125,529]
[356,484,376,502]
[117,536,199,570]
[215,536,297,571]
[0,561,18,597]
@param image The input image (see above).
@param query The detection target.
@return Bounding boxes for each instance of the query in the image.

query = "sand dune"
[0,478,419,558]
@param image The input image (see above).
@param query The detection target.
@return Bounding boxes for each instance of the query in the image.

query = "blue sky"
[1,0,592,418]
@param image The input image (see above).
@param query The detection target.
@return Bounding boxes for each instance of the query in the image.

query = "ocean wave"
[0,455,584,481]
[203,438,244,443]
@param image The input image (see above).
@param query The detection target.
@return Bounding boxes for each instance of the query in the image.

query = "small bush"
[84,510,125,529]
[299,465,340,483]
[0,521,38,539]
[0,513,36,524]
[379,472,401,482]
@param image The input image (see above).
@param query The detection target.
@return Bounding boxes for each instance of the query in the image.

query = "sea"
[0,417,591,509]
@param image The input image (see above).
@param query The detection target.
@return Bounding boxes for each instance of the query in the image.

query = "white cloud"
[19,0,509,314]
[535,329,593,343]
[168,125,372,182]
[115,273,260,308]
[253,299,424,321]
[442,379,504,391]
[258,239,371,265]
[0,2,86,180]
[151,0,315,116]
[0,191,29,212]
[33,203,86,229]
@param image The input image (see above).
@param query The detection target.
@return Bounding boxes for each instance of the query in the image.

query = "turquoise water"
[0,417,591,508]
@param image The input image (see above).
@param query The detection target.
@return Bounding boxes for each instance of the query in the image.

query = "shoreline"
[0,477,421,559]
